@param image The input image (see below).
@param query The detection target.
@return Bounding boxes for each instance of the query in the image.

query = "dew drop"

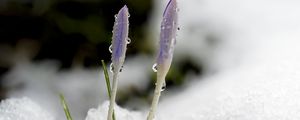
[114,14,118,19]
[152,63,158,72]
[126,38,131,44]
[109,45,113,53]
[161,81,166,91]
[110,63,114,73]
[119,66,123,72]
[127,13,130,17]
[161,26,165,30]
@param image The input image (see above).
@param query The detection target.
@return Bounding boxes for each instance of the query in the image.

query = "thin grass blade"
[59,93,73,120]
[101,60,112,98]
[101,60,116,120]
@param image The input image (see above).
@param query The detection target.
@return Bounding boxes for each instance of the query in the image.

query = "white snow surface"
[158,61,300,119]
[0,97,55,120]
[2,55,152,120]
[156,0,300,119]
[85,101,144,120]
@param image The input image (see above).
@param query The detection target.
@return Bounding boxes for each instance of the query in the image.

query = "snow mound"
[159,61,300,120]
[155,0,300,119]
[0,97,55,120]
[85,101,144,120]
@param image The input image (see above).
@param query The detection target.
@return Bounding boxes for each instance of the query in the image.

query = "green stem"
[59,93,73,120]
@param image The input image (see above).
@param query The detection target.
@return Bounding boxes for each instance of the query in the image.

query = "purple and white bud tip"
[111,5,130,73]
[156,0,178,76]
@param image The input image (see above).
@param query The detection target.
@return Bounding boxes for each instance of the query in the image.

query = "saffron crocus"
[108,5,130,120]
[147,0,178,120]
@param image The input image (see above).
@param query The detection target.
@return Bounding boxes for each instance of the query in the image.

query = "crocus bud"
[108,5,130,120]
[156,0,178,77]
[111,5,130,73]
[147,0,178,120]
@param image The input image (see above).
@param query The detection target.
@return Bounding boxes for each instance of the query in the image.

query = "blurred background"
[0,0,203,119]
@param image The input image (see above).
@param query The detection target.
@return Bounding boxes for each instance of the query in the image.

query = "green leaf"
[59,93,73,120]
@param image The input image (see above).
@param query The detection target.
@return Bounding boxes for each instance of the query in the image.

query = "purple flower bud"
[108,5,130,120]
[156,0,178,75]
[111,5,130,73]
[147,1,178,119]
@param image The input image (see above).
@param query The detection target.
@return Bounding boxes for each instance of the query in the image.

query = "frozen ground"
[2,0,300,119]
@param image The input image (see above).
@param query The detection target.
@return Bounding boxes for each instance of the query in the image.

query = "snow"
[155,0,300,119]
[0,97,55,120]
[1,55,152,120]
[158,61,300,119]
[85,101,144,120]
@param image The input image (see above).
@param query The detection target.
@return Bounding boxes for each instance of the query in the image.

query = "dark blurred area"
[0,0,153,100]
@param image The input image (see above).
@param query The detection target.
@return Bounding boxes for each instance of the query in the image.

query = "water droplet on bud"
[119,66,123,72]
[109,45,113,53]
[152,63,158,72]
[126,38,131,44]
[127,13,130,17]
[161,81,166,91]
[110,63,114,73]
